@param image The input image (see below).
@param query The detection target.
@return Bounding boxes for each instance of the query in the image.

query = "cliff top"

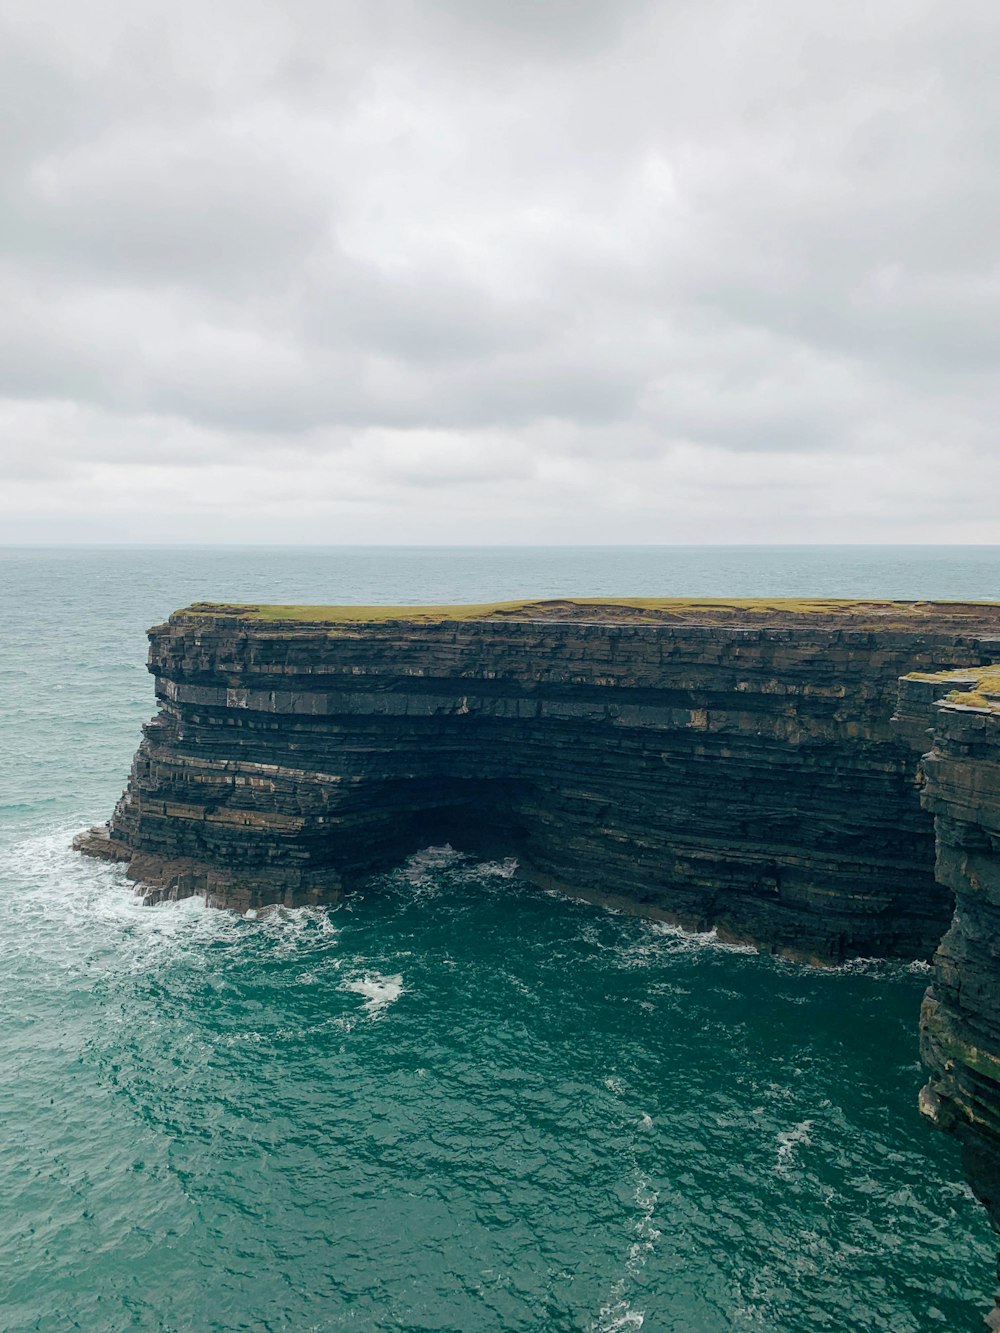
[905,665,1000,713]
[174,597,1000,632]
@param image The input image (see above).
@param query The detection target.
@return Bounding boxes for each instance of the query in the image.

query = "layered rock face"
[897,666,1000,1324]
[76,599,1000,963]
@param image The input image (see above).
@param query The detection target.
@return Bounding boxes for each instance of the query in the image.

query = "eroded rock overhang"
[76,597,1000,965]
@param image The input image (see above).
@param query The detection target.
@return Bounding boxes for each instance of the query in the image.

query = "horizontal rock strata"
[77,598,1000,964]
[897,666,1000,1325]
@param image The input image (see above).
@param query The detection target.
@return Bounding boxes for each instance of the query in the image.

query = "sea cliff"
[897,665,1000,1326]
[76,595,1000,1312]
[77,597,1000,963]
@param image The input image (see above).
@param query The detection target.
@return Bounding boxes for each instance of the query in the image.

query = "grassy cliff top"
[904,664,1000,712]
[175,597,1000,631]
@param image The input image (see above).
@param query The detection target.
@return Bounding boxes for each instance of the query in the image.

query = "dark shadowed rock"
[898,664,1000,1324]
[77,595,1000,1311]
[78,597,1000,962]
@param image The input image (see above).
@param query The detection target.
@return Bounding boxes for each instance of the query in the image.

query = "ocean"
[2,545,998,1332]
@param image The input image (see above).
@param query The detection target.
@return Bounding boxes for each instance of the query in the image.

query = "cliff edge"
[76,597,1000,963]
[75,596,1000,1315]
[898,666,1000,1327]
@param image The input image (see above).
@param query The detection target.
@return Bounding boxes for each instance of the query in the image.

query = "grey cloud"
[13,132,325,290]
[406,0,653,61]
[1,0,999,541]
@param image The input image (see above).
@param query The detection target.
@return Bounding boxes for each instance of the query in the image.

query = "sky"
[2,0,999,545]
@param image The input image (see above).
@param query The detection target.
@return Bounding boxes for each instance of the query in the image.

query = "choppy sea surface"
[2,545,999,1332]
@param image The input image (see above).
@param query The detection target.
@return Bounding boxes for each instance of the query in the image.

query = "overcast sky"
[2,0,998,544]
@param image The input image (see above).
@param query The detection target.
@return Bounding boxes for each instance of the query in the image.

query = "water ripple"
[0,833,992,1331]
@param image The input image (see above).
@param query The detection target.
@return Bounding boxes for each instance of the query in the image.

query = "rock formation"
[896,664,1000,1327]
[75,596,1000,1313]
[76,597,1000,963]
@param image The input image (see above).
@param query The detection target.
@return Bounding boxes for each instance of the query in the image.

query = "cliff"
[897,665,1000,1327]
[76,597,1000,964]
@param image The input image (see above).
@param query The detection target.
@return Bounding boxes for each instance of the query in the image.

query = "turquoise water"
[2,546,998,1332]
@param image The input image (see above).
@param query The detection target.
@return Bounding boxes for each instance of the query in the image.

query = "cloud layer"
[2,0,999,542]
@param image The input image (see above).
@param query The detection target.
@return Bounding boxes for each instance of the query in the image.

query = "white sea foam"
[342,971,405,1015]
[0,825,339,979]
[404,845,463,877]
[252,902,339,956]
[504,971,534,998]
[391,848,520,900]
[627,1177,661,1269]
[650,920,759,956]
[646,922,936,978]
[771,952,934,979]
[594,1298,644,1330]
[474,857,520,879]
[776,1120,813,1173]
[593,1171,658,1330]
[906,959,933,976]
[391,844,464,897]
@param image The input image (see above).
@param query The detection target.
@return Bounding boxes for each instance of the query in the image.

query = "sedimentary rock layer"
[76,598,1000,963]
[897,666,1000,1324]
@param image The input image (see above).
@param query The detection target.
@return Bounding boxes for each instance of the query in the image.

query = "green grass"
[948,668,1000,711]
[196,599,546,623]
[178,597,1000,628]
[905,665,1000,713]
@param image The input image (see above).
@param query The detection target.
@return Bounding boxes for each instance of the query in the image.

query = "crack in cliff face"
[74,598,1000,1316]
